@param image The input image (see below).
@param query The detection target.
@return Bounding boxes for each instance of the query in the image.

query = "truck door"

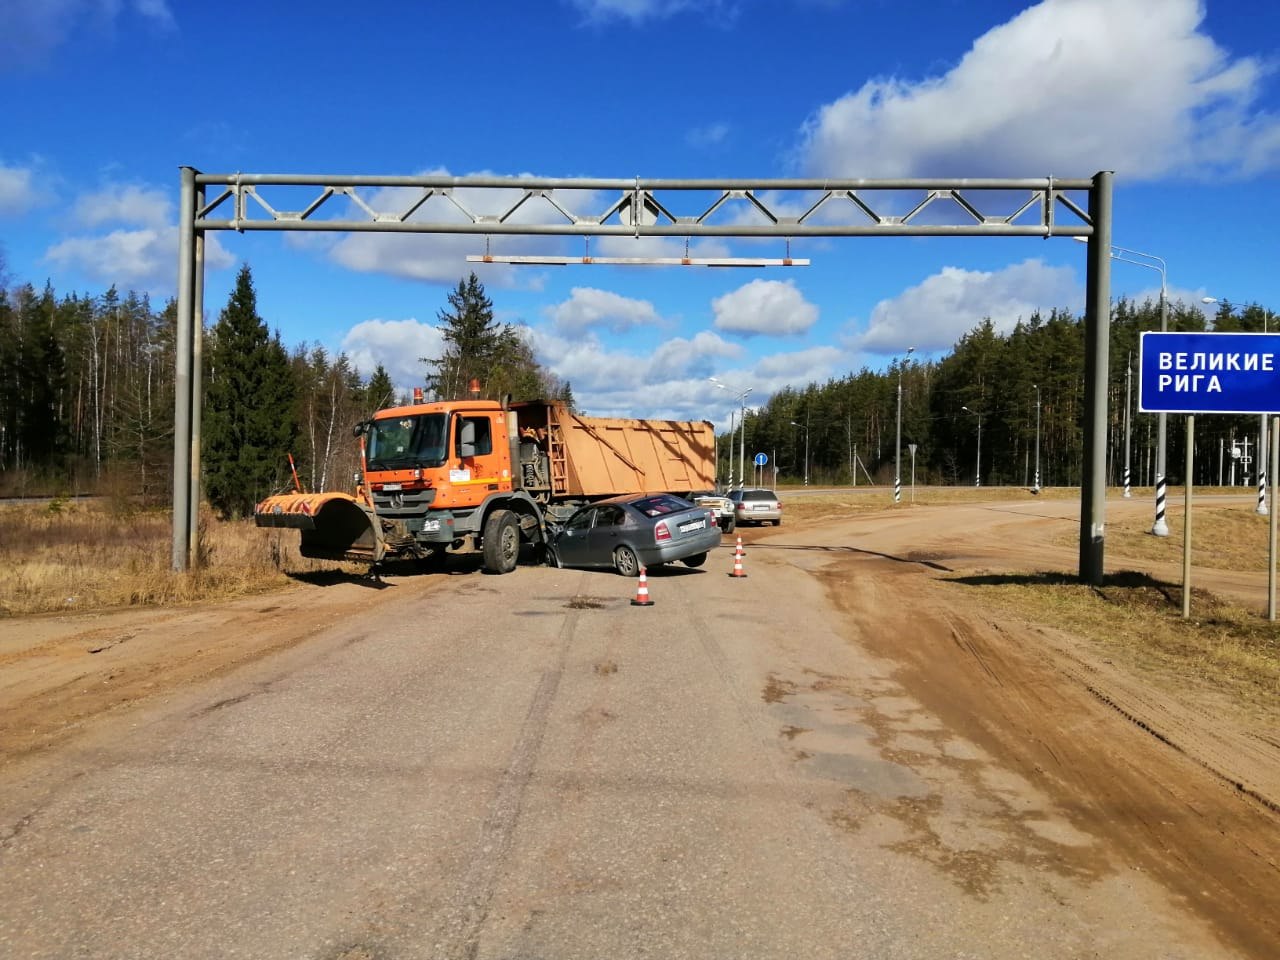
[450,413,505,501]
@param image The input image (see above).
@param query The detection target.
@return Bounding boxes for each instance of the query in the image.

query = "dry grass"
[775,487,1279,708]
[0,500,359,617]
[1086,499,1273,573]
[962,570,1280,713]
[775,484,1079,524]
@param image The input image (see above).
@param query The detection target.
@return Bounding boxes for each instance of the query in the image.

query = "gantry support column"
[1079,170,1113,585]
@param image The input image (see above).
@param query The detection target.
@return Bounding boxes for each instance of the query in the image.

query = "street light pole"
[1032,384,1041,493]
[726,408,736,490]
[1203,298,1273,517]
[790,419,810,486]
[962,405,982,487]
[895,346,915,503]
[711,378,753,491]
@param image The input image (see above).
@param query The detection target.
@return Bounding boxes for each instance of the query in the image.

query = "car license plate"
[422,519,440,532]
[754,504,768,510]
[382,483,402,491]
[679,518,706,532]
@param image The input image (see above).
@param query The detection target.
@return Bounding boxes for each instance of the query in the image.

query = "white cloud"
[798,0,1280,180]
[43,178,234,290]
[712,278,819,337]
[74,183,172,229]
[566,0,700,23]
[545,287,661,334]
[0,0,174,68]
[0,163,45,217]
[753,346,844,381]
[855,259,1082,354]
[687,122,731,148]
[44,227,234,291]
[341,319,443,395]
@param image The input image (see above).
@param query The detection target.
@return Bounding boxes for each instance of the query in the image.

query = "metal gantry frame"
[172,168,1114,582]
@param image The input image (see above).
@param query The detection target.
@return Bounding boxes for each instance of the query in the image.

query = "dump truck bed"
[514,402,714,498]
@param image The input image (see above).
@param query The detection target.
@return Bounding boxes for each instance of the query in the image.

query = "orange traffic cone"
[630,566,655,606]
[729,548,747,579]
[735,535,744,555]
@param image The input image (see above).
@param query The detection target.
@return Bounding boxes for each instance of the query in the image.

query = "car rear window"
[743,490,776,502]
[632,494,692,516]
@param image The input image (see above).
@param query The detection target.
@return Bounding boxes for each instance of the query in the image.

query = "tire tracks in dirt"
[806,544,1280,958]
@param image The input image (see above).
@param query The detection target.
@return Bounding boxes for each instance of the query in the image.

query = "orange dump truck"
[254,397,716,574]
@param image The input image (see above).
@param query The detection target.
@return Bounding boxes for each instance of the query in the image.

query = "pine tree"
[423,273,502,400]
[203,265,298,518]
[365,364,397,410]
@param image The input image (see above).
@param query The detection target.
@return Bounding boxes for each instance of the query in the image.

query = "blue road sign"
[1139,331,1280,415]
[754,452,768,466]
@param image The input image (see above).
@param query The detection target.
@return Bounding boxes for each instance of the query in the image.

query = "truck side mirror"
[458,419,477,458]
[352,420,368,437]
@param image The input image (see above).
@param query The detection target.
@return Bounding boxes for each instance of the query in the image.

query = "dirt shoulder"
[0,569,444,768]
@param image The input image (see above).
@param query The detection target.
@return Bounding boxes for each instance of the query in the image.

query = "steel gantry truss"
[172,169,1114,581]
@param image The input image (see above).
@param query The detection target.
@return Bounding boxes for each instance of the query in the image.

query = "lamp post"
[1032,384,1041,493]
[1076,238,1169,534]
[724,408,737,490]
[790,419,810,486]
[710,377,752,491]
[1202,297,1273,516]
[962,405,982,487]
[895,346,916,503]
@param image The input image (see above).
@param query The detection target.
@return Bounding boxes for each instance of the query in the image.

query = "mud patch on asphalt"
[762,673,797,703]
[764,665,1108,901]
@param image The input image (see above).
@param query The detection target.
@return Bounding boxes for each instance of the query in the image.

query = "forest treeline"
[736,296,1275,490]
[0,251,1273,508]
[0,263,569,514]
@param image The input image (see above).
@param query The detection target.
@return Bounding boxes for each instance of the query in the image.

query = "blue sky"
[2,0,1277,430]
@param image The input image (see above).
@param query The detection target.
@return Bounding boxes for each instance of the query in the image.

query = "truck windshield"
[365,414,448,470]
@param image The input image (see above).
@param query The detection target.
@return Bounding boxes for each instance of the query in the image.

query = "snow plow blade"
[254,492,385,563]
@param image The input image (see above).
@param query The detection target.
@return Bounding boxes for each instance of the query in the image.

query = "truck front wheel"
[482,509,520,574]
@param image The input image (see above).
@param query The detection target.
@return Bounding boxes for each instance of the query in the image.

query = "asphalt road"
[0,530,1252,959]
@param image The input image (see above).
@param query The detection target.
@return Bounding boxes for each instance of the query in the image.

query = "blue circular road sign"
[754,453,768,466]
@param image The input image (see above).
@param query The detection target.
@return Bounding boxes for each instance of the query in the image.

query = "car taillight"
[708,510,717,523]
[777,502,783,511]
[655,520,671,542]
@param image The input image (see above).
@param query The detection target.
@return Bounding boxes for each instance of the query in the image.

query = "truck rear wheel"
[482,509,520,574]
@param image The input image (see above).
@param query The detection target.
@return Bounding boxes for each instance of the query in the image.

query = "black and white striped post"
[1123,356,1132,498]
[1257,417,1269,516]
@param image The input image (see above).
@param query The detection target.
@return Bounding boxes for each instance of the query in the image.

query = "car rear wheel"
[722,515,735,534]
[682,552,707,568]
[771,519,781,526]
[482,509,520,574]
[612,545,640,578]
